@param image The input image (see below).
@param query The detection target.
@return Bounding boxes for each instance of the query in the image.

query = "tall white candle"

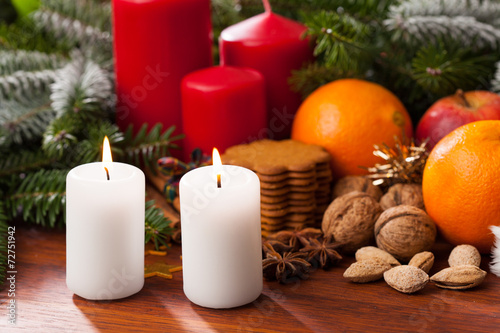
[180,149,262,309]
[66,138,145,300]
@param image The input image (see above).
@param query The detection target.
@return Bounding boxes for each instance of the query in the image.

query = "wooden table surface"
[1,224,499,332]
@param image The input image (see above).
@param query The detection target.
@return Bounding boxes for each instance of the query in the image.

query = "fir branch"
[387,0,500,26]
[0,16,69,53]
[32,7,111,47]
[411,43,496,96]
[0,50,66,76]
[50,56,112,121]
[6,168,68,227]
[71,121,124,165]
[0,97,55,145]
[0,201,7,285]
[491,61,500,93]
[0,69,57,100]
[42,115,79,159]
[145,200,173,250]
[41,0,112,33]
[119,124,183,174]
[385,15,500,50]
[303,10,372,71]
[0,150,57,178]
[289,62,362,98]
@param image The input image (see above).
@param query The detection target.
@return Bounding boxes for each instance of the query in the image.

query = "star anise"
[300,237,343,269]
[263,240,293,255]
[267,227,323,251]
[262,243,311,283]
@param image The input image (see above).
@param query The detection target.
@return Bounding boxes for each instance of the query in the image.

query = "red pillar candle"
[112,0,212,137]
[219,4,313,140]
[181,66,266,159]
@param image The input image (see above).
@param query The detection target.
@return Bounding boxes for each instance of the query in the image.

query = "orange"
[423,120,500,253]
[291,79,413,178]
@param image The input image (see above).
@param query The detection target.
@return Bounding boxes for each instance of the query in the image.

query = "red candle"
[219,4,313,140]
[112,0,212,137]
[181,66,266,159]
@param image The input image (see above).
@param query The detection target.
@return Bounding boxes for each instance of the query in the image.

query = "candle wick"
[262,0,272,12]
[217,174,221,188]
[104,167,110,181]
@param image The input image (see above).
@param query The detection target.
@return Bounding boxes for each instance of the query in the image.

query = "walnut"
[379,183,424,210]
[374,205,436,262]
[332,176,383,201]
[322,191,383,254]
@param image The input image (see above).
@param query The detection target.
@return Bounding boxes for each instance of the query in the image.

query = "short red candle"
[219,9,313,140]
[181,66,266,159]
[112,0,212,136]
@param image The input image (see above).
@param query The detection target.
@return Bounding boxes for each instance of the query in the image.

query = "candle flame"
[102,136,113,163]
[213,148,222,188]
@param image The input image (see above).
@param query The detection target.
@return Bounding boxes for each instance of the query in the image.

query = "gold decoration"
[146,250,167,256]
[363,135,429,186]
[144,262,182,279]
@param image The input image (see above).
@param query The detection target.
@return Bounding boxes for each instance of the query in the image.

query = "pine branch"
[42,115,79,159]
[385,15,500,50]
[71,121,124,165]
[0,149,57,178]
[32,7,111,48]
[387,0,500,26]
[0,201,7,285]
[145,200,173,250]
[0,97,55,146]
[50,56,113,121]
[0,69,57,100]
[0,50,66,76]
[41,0,112,33]
[119,124,183,175]
[289,62,362,98]
[303,10,373,71]
[411,42,496,96]
[6,168,68,227]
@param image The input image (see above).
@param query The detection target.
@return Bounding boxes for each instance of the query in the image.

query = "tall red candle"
[112,0,212,137]
[219,4,313,140]
[181,66,266,159]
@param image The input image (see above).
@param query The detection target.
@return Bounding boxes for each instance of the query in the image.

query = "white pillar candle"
[180,149,262,308]
[66,138,145,300]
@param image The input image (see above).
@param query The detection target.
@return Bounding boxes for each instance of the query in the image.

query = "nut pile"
[325,176,436,260]
[344,245,486,293]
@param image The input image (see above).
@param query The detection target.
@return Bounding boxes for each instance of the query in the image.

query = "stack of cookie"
[222,139,332,236]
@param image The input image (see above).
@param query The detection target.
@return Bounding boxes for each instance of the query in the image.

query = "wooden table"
[2,224,499,332]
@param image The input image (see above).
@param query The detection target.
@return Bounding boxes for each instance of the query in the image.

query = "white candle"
[180,148,262,308]
[66,137,145,300]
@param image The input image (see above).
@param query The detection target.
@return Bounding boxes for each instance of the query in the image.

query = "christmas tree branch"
[0,150,57,178]
[385,15,500,50]
[145,200,173,250]
[387,0,500,26]
[6,168,68,227]
[491,61,500,93]
[303,10,373,71]
[50,56,113,120]
[0,98,55,145]
[0,50,66,75]
[119,124,183,175]
[411,43,496,96]
[0,69,57,100]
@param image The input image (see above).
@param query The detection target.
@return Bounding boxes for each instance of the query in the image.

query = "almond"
[355,246,400,267]
[344,259,392,283]
[383,265,429,294]
[430,265,486,290]
[408,251,434,273]
[448,245,481,267]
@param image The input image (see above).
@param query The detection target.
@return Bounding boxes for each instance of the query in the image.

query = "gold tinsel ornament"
[363,134,429,186]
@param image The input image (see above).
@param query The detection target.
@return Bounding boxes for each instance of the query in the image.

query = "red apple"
[416,90,500,149]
